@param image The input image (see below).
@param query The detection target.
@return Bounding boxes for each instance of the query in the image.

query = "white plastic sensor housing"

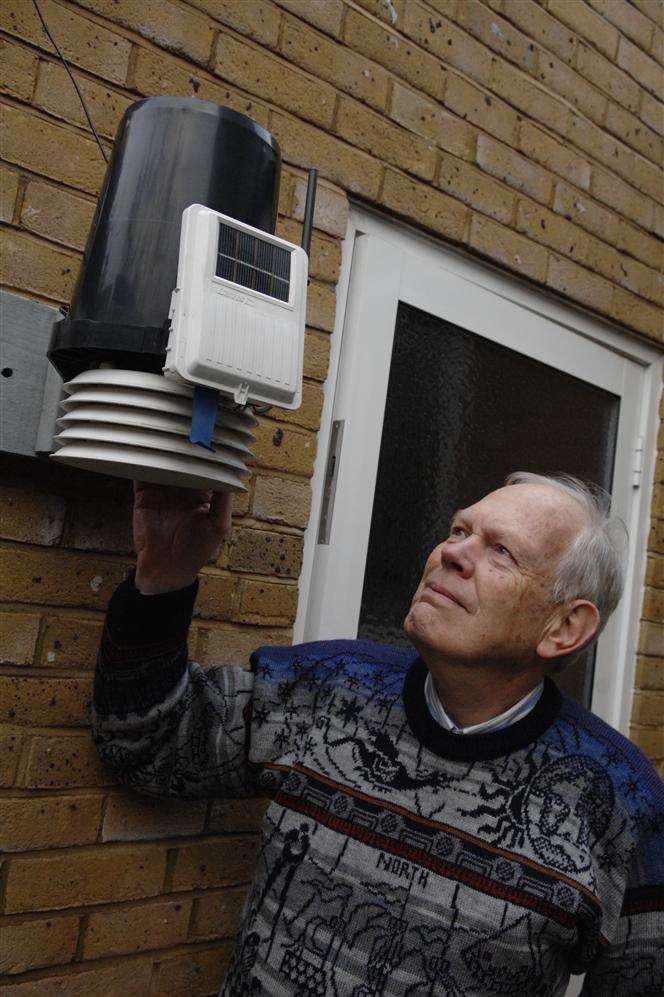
[164,204,308,408]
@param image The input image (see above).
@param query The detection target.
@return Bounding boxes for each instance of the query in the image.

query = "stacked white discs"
[51,369,257,491]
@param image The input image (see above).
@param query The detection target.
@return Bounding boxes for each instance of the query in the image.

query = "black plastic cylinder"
[49,97,281,380]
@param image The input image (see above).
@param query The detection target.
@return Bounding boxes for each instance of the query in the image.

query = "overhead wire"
[32,0,109,163]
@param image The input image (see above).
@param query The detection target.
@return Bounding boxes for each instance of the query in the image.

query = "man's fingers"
[209,489,233,538]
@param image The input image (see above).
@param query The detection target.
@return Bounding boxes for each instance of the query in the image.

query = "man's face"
[404,484,587,667]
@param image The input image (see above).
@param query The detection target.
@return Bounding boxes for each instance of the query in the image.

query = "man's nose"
[440,537,475,576]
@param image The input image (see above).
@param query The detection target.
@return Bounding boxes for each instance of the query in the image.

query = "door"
[297,218,657,735]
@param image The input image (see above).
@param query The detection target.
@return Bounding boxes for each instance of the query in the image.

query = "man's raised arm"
[92,482,258,800]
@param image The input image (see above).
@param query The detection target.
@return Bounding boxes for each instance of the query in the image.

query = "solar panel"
[216,222,291,302]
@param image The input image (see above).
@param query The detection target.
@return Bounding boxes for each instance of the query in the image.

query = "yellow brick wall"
[0,0,662,989]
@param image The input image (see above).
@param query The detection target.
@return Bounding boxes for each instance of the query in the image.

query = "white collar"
[424,673,545,735]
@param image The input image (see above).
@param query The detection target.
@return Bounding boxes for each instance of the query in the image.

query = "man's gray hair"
[504,471,627,651]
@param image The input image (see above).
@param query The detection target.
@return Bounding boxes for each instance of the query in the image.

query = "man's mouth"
[425,583,464,609]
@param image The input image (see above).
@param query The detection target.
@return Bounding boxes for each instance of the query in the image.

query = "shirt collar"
[424,672,545,735]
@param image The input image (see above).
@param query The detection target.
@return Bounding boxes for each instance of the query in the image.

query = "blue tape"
[189,385,219,452]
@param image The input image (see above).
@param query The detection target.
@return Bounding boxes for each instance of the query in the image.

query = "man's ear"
[537,600,600,662]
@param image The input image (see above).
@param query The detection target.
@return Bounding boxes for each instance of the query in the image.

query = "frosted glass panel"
[357,303,620,707]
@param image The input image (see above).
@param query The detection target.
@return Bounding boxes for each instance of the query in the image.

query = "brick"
[0,483,66,544]
[1,915,79,976]
[389,80,475,159]
[631,691,664,726]
[649,517,664,552]
[303,328,331,381]
[291,172,349,238]
[587,0,654,51]
[380,167,469,242]
[209,797,269,834]
[469,214,548,282]
[590,168,655,231]
[171,836,258,891]
[617,220,664,270]
[575,42,640,112]
[437,152,515,224]
[516,200,588,262]
[102,792,207,843]
[608,249,658,303]
[34,61,132,145]
[444,72,518,145]
[75,0,213,66]
[2,959,154,997]
[342,8,447,100]
[151,943,234,997]
[494,0,577,64]
[655,203,664,240]
[643,586,664,622]
[275,0,344,37]
[23,731,112,789]
[490,58,568,135]
[253,419,317,476]
[213,33,335,128]
[0,794,102,852]
[0,227,80,303]
[537,53,608,124]
[276,217,341,284]
[65,492,133,553]
[0,164,19,223]
[546,255,613,314]
[628,153,662,203]
[272,380,324,432]
[635,655,664,689]
[306,279,337,332]
[131,46,269,126]
[20,180,95,252]
[0,104,106,195]
[639,91,664,139]
[630,724,664,759]
[252,474,311,528]
[567,114,638,191]
[352,0,407,24]
[0,0,131,85]
[652,487,664,521]
[0,547,126,610]
[548,0,618,59]
[5,843,168,913]
[0,727,23,787]
[520,121,592,188]
[552,182,617,244]
[270,111,383,201]
[198,623,290,667]
[618,35,661,95]
[336,95,436,181]
[236,578,299,624]
[229,527,303,578]
[403,1,493,86]
[631,1,663,29]
[652,25,664,63]
[605,102,663,163]
[190,0,281,47]
[281,15,389,110]
[190,886,248,941]
[0,612,40,665]
[83,897,192,958]
[195,572,237,621]
[1,675,91,727]
[611,287,662,341]
[0,37,38,100]
[638,621,664,656]
[39,616,102,669]
[475,134,552,204]
[453,0,537,72]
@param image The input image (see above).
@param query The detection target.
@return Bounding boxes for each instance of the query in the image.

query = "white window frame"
[295,205,662,738]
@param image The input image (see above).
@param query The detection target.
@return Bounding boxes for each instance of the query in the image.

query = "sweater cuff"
[106,571,198,646]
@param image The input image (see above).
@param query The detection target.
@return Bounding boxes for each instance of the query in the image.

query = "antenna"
[301,169,318,257]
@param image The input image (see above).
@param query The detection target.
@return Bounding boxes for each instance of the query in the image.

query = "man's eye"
[494,544,512,558]
[450,526,466,538]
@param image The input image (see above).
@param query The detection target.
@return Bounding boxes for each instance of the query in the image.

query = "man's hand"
[133,481,233,595]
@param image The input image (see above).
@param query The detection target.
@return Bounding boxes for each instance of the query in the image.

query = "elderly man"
[93,472,663,997]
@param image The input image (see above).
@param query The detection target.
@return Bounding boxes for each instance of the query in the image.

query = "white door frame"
[295,205,662,737]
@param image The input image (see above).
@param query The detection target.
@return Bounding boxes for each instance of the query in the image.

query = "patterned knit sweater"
[93,577,664,997]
